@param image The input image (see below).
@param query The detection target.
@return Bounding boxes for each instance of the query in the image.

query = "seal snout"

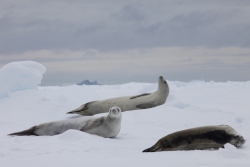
[234,135,246,147]
[109,106,121,116]
[159,76,167,84]
[112,109,118,115]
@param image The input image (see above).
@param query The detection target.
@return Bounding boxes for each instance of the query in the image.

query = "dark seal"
[143,125,245,152]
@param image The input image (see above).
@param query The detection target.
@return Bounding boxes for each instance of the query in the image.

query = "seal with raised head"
[143,125,245,152]
[67,76,169,116]
[9,106,122,138]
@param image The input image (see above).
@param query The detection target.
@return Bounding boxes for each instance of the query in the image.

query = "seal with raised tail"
[143,125,245,152]
[9,106,122,138]
[67,76,169,116]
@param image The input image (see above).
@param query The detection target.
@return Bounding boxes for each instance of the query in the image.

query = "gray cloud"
[1,0,250,54]
[111,4,145,22]
[0,0,250,85]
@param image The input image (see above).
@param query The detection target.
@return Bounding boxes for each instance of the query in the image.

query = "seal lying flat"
[9,106,122,138]
[67,76,169,116]
[143,125,245,152]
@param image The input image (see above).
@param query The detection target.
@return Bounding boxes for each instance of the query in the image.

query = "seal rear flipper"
[9,126,38,136]
[142,142,161,152]
[67,101,96,115]
[142,148,152,152]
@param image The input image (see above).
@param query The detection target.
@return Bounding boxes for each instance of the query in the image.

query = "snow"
[0,61,250,167]
[0,61,46,98]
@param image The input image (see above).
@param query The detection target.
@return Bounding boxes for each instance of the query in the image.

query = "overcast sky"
[0,0,250,85]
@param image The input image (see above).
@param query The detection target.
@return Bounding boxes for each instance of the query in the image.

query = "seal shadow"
[110,136,124,140]
[66,115,83,119]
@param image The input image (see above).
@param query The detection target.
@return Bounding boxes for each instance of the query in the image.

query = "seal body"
[143,125,246,152]
[67,76,169,116]
[9,106,122,138]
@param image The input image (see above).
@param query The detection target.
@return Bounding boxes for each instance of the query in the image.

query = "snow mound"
[0,61,46,98]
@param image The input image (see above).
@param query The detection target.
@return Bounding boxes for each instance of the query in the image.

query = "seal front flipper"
[136,102,157,109]
[67,101,96,115]
[130,93,151,99]
[81,117,104,131]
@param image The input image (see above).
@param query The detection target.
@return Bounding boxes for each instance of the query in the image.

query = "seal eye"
[164,81,166,84]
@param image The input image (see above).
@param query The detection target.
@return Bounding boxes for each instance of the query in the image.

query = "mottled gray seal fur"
[67,76,169,116]
[9,106,122,138]
[143,125,245,152]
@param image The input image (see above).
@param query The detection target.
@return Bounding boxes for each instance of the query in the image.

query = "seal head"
[230,135,246,147]
[108,106,122,118]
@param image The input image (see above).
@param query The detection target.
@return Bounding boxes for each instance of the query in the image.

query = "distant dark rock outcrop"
[77,80,101,86]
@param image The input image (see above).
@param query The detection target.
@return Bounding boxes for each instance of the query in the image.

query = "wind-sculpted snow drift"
[0,61,46,98]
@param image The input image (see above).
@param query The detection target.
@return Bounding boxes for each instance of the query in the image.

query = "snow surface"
[0,61,46,98]
[0,61,250,167]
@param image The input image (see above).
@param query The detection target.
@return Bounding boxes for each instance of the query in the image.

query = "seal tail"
[142,142,161,152]
[9,126,37,136]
